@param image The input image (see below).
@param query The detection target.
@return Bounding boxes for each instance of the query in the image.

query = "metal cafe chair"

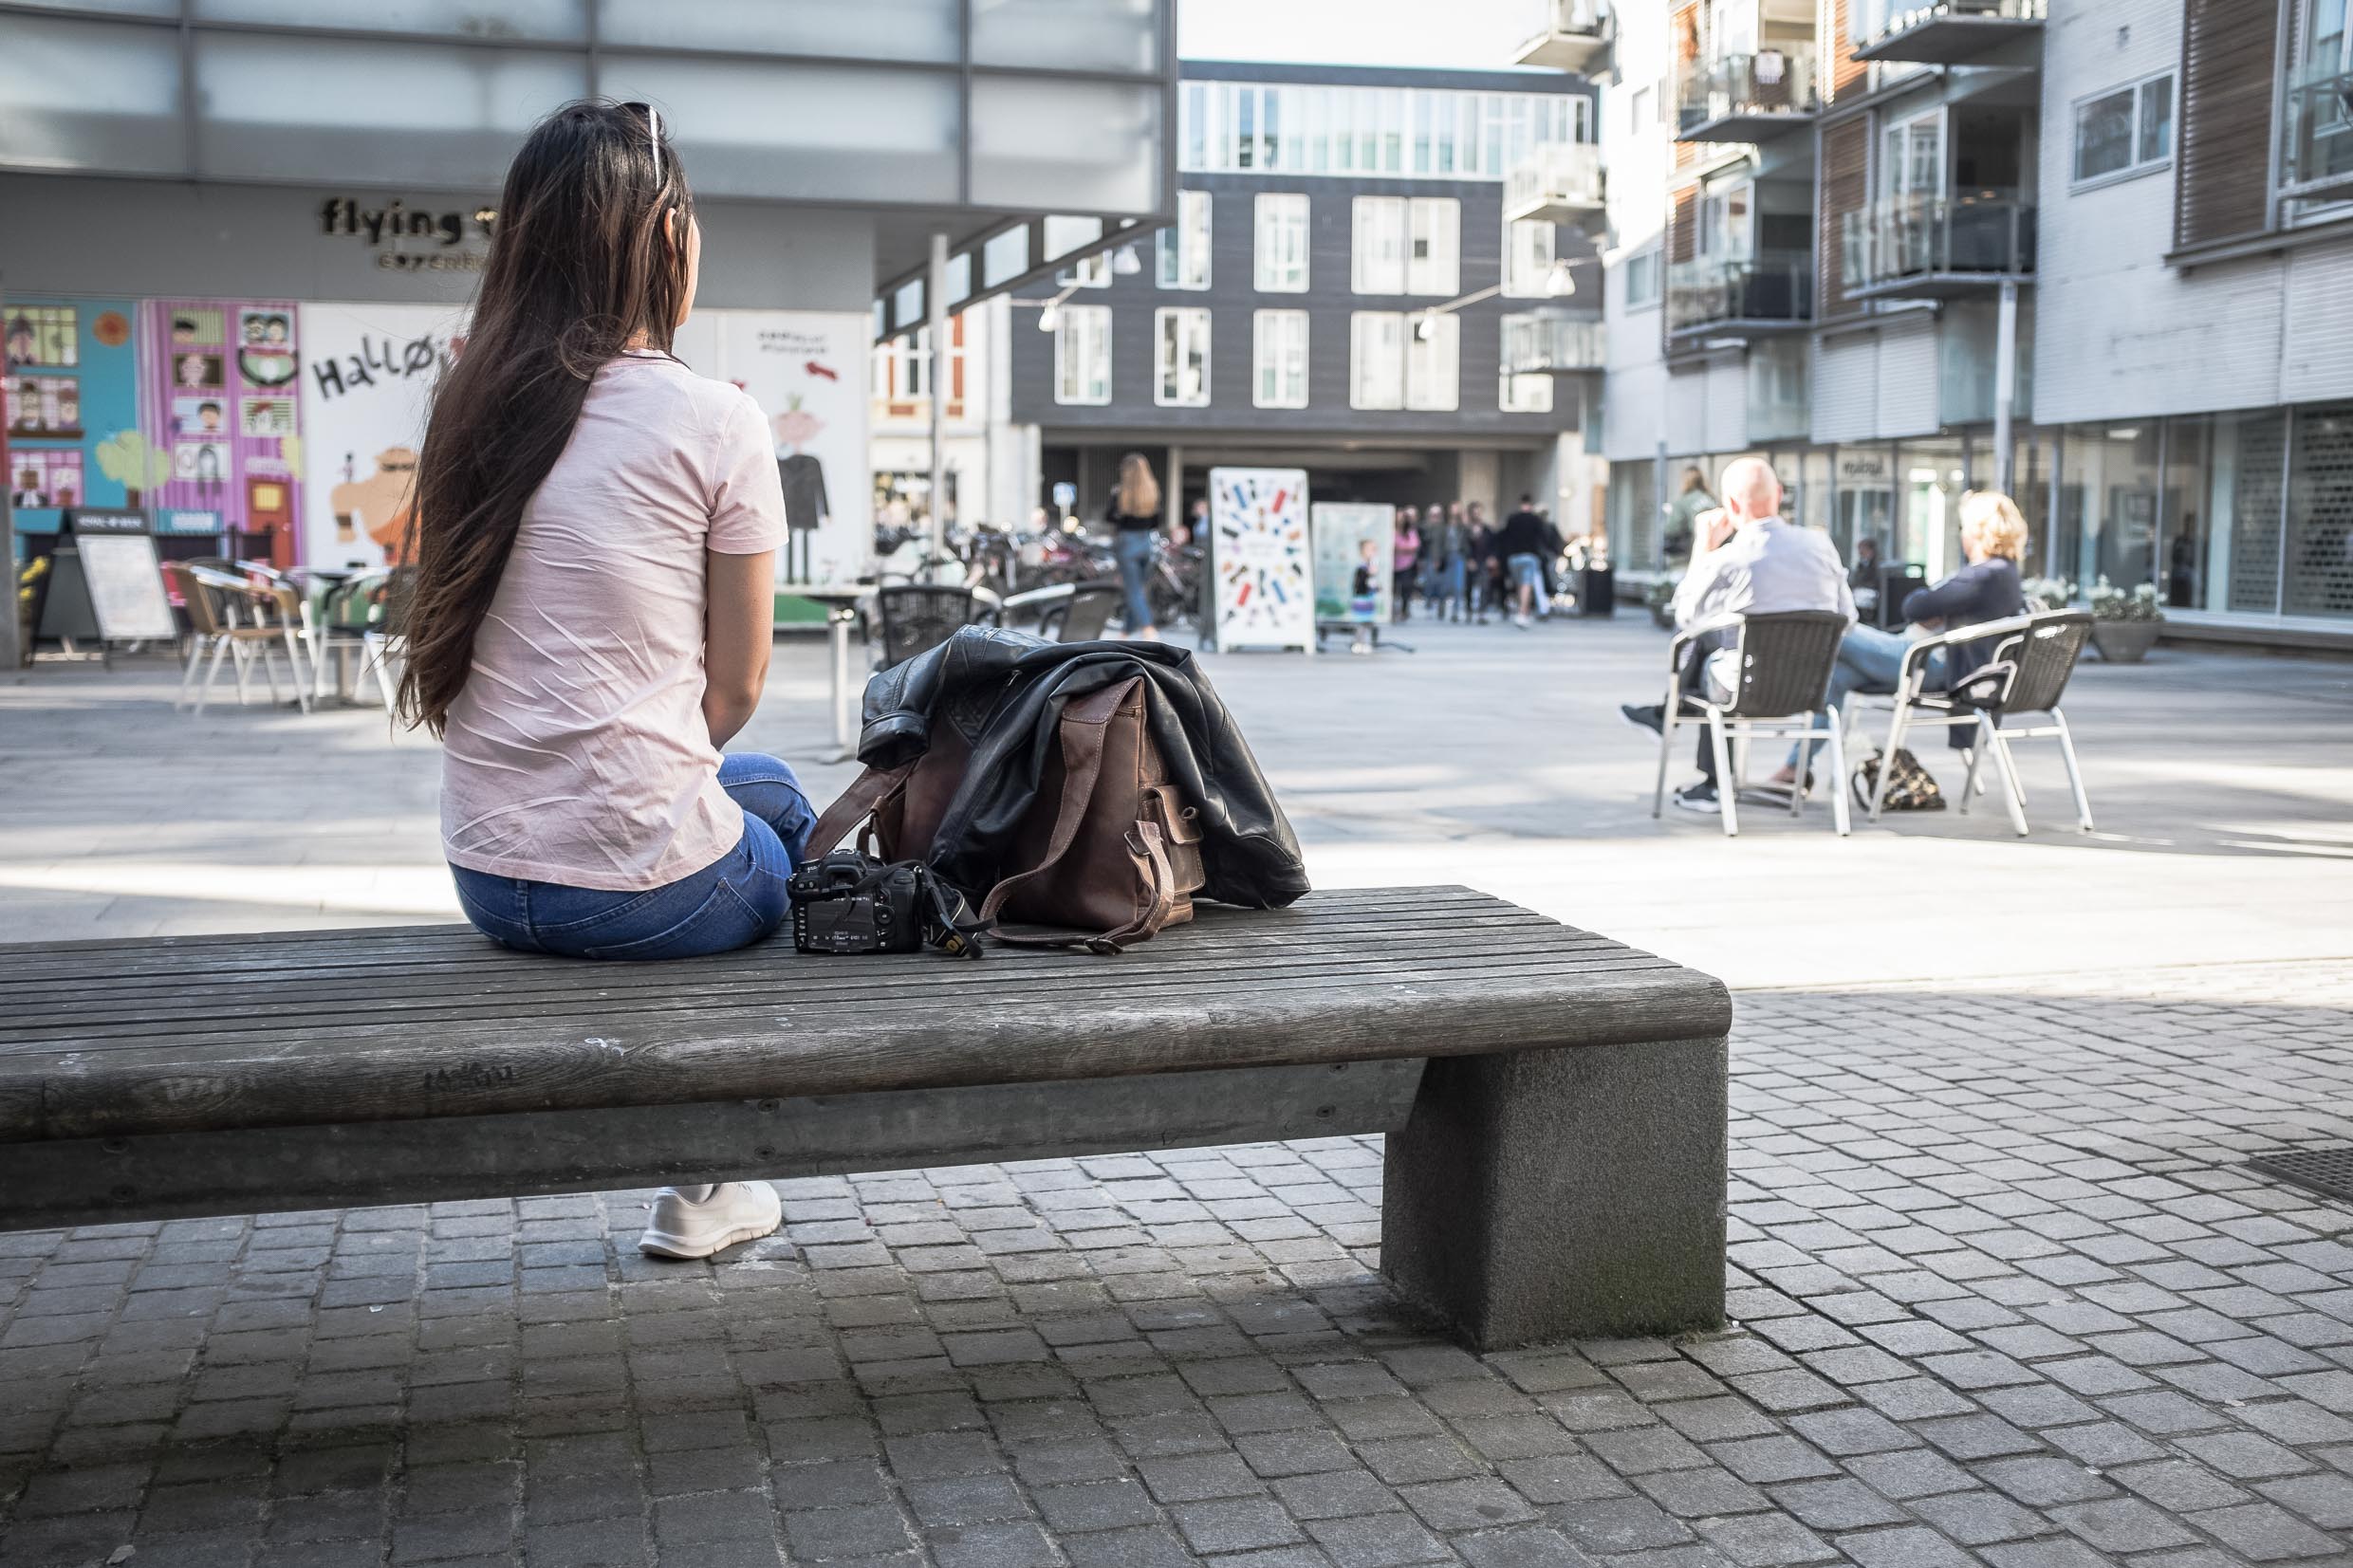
[165,563,299,715]
[873,584,988,670]
[353,567,416,710]
[1651,609,1852,839]
[1843,609,2096,837]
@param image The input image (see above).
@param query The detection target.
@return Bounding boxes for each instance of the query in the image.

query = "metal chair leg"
[1709,714,1739,838]
[1958,722,1987,817]
[195,636,232,716]
[1989,730,2030,837]
[1868,706,1907,822]
[372,636,400,710]
[231,639,253,706]
[2053,709,2094,832]
[283,628,313,714]
[1825,713,1851,837]
[176,635,208,710]
[1787,719,1809,818]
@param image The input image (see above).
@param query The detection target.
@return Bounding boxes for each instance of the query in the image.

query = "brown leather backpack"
[805,676,1206,952]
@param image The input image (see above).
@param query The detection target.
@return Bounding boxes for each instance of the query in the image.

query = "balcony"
[1665,252,1813,336]
[2282,71,2353,200]
[1841,191,2034,300]
[1504,142,1605,226]
[1677,46,1818,143]
[1511,0,1610,73]
[1854,0,2045,65]
[1501,311,1606,375]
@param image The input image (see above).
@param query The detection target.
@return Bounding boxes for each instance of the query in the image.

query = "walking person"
[1496,493,1551,629]
[1392,508,1421,622]
[398,101,815,1258]
[1105,452,1164,640]
[1664,466,1714,566]
[1465,507,1498,623]
[1435,504,1471,622]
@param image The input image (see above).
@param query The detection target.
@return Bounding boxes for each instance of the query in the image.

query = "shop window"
[1157,191,1213,290]
[2286,401,2353,618]
[1252,310,1309,409]
[1154,307,1211,408]
[1254,193,1310,292]
[1053,305,1112,406]
[2072,73,2174,187]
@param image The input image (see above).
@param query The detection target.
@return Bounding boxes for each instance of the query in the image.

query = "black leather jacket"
[856,627,1310,911]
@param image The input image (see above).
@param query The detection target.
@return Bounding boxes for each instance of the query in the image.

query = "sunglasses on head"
[621,101,662,185]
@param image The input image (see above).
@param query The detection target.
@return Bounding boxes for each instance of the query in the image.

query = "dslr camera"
[787,850,982,959]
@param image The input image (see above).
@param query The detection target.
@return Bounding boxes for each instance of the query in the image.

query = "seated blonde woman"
[1772,489,2030,785]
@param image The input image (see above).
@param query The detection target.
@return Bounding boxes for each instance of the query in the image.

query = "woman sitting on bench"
[395,101,809,1259]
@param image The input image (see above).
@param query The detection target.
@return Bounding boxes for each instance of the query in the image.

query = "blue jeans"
[1789,626,1948,769]
[1507,552,1549,615]
[450,752,818,960]
[1112,528,1158,633]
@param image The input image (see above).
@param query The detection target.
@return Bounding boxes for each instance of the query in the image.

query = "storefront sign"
[297,302,466,571]
[319,197,497,272]
[1209,468,1313,654]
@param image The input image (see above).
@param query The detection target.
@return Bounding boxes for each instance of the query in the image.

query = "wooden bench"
[0,886,1731,1350]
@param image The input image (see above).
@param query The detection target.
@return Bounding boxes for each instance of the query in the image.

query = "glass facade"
[1180,78,1589,179]
[0,1,1168,217]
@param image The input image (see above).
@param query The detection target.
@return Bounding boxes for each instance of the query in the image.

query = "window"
[870,319,967,417]
[1349,312,1405,409]
[1504,218,1557,297]
[1253,309,1309,408]
[1352,196,1407,293]
[1501,369,1554,414]
[2072,72,2174,185]
[1178,81,1593,179]
[1409,198,1460,296]
[1053,304,1112,405]
[1157,190,1212,289]
[1057,251,1112,288]
[1155,307,1211,407]
[1405,312,1459,411]
[1630,85,1652,132]
[1349,311,1456,410]
[1254,193,1310,291]
[1624,247,1662,309]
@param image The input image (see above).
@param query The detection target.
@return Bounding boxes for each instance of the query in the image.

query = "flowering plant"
[2018,575,2075,612]
[2087,576,2163,622]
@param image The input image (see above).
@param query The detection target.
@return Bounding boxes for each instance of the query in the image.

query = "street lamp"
[1410,259,1580,341]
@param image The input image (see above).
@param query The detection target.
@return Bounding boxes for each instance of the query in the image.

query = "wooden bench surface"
[0,886,1730,1146]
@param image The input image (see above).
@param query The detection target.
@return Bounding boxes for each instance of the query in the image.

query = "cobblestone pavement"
[4,961,2350,1567]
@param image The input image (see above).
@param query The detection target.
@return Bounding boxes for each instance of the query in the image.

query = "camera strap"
[916,868,989,960]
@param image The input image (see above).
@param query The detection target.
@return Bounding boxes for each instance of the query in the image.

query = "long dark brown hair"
[396,100,695,736]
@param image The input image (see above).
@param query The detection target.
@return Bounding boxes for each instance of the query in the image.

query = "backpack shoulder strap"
[976,706,1111,928]
[805,762,917,861]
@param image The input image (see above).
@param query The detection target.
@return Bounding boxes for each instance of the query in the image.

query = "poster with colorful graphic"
[1311,503,1397,625]
[4,299,141,540]
[672,309,870,583]
[1209,468,1313,653]
[295,302,466,571]
[139,299,304,563]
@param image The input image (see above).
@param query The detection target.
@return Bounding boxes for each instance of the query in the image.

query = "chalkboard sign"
[36,509,176,646]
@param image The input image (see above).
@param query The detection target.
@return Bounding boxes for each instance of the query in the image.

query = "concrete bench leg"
[1381,1036,1728,1350]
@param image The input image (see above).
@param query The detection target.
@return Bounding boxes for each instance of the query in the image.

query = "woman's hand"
[703,548,774,747]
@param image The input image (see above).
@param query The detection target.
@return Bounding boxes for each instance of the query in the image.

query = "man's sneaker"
[1511,614,1531,630]
[1671,781,1721,815]
[1619,703,1666,736]
[639,1182,782,1259]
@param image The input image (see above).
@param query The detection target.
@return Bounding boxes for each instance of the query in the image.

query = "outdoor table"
[776,583,869,760]
[997,581,1075,625]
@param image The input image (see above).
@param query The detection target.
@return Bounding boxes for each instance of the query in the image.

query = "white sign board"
[1209,468,1313,653]
[78,533,176,642]
[672,308,872,584]
[297,301,466,571]
[1310,503,1397,628]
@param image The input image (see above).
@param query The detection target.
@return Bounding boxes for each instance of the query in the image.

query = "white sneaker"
[639,1181,783,1260]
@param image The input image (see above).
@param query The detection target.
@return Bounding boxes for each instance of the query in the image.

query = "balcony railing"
[1841,191,2035,296]
[1512,0,1610,71]
[2283,71,2353,196]
[1665,252,1813,333]
[1501,312,1606,375]
[1504,141,1605,224]
[1677,46,1819,141]
[1855,0,2046,65]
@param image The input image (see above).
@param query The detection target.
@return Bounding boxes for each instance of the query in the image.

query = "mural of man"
[329,447,420,563]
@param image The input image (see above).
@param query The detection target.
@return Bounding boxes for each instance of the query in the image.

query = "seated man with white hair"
[1620,456,1854,814]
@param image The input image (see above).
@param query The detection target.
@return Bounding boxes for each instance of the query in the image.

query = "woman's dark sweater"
[1902,556,2026,684]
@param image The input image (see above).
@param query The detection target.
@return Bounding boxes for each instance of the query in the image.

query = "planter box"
[2090,619,2160,663]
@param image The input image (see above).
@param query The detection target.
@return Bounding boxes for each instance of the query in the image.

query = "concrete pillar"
[1993,277,2018,496]
[926,231,950,569]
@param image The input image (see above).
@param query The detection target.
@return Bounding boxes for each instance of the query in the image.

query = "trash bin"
[1878,563,1926,630]
[1574,563,1615,617]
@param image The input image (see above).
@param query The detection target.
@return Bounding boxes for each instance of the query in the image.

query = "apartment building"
[1004,62,1607,527]
[1563,0,2353,646]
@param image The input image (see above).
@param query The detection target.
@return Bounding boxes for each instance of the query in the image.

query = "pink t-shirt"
[440,352,786,891]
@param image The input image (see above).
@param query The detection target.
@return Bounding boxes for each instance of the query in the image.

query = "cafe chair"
[352,567,415,710]
[165,563,300,715]
[1843,609,2095,837]
[873,584,988,670]
[1652,609,1852,839]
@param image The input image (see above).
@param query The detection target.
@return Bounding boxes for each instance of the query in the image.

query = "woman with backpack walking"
[397,101,813,1260]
